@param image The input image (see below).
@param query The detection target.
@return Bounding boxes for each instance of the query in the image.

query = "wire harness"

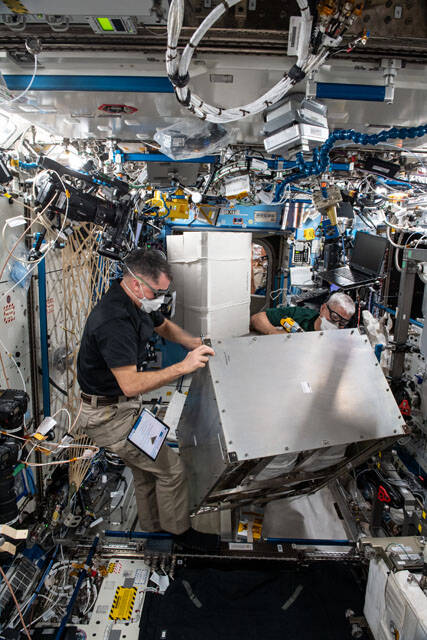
[166,0,320,123]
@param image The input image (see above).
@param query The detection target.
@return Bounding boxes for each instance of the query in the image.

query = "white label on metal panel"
[277,544,283,552]
[229,542,253,551]
[134,568,149,585]
[254,211,277,223]
[300,381,312,394]
[6,215,26,227]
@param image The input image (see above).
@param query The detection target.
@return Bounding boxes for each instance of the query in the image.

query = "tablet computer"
[126,408,170,461]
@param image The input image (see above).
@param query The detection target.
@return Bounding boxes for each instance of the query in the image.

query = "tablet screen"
[127,409,170,461]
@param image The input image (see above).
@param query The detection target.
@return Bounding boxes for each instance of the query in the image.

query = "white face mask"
[122,279,165,313]
[139,295,165,313]
[320,316,339,331]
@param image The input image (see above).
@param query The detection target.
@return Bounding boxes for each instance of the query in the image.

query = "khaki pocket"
[86,403,119,429]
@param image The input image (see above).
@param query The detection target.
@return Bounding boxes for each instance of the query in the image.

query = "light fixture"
[88,16,137,35]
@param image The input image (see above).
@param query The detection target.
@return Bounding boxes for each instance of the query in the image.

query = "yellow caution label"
[109,586,136,621]
[238,520,262,541]
[32,432,46,441]
[2,0,28,13]
[303,228,315,240]
[418,523,422,534]
[107,562,116,573]
[422,511,426,520]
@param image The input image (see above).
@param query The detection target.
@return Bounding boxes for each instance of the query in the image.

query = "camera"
[33,156,133,260]
[0,389,29,524]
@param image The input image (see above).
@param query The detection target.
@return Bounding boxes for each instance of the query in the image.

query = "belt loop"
[91,395,97,409]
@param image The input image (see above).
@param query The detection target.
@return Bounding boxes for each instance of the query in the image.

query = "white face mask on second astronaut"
[320,316,339,331]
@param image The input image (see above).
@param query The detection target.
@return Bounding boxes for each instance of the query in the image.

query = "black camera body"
[0,389,28,431]
[0,389,29,524]
[34,157,133,260]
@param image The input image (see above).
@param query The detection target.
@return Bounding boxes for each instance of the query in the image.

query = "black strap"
[288,64,306,84]
[169,71,190,88]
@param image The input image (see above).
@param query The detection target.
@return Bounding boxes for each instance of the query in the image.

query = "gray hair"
[328,292,356,316]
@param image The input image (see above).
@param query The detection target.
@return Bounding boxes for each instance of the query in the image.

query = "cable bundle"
[166,0,323,123]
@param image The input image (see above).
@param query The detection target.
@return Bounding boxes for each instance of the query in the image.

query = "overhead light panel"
[97,17,114,31]
[89,16,137,34]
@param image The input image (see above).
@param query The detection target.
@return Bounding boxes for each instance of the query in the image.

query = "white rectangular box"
[183,301,250,338]
[167,232,251,338]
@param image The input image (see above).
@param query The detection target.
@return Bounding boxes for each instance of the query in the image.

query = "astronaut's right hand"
[179,345,215,375]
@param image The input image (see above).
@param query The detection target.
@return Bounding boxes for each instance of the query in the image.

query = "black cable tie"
[188,41,197,49]
[240,108,249,116]
[201,113,207,121]
[166,54,178,63]
[169,71,190,88]
[288,64,306,83]
[264,100,272,108]
[175,88,192,107]
[220,0,230,9]
[218,107,223,115]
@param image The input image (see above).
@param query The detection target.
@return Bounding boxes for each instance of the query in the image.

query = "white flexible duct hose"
[166,0,318,123]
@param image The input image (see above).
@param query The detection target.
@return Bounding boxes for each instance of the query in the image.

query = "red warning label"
[3,303,15,324]
[47,297,54,314]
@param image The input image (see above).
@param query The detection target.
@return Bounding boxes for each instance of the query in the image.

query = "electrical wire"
[20,595,65,630]
[22,437,99,463]
[0,335,26,394]
[0,168,70,301]
[0,565,32,640]
[51,406,72,432]
[166,0,318,123]
[69,400,83,433]
[0,55,38,106]
[0,201,54,281]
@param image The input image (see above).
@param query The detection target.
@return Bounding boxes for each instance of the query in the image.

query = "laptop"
[318,231,388,289]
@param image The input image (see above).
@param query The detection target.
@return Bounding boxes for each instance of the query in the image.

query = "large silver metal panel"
[178,330,406,509]
[213,330,404,458]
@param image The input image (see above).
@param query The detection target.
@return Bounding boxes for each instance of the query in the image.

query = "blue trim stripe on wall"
[316,82,386,102]
[3,75,174,93]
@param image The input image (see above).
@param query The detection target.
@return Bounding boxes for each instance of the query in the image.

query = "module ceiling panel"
[2,51,426,146]
[0,0,168,15]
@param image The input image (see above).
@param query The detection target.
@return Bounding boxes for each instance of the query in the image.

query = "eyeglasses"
[326,304,350,327]
[134,273,170,298]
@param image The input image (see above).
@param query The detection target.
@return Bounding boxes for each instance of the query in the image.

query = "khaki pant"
[79,397,190,535]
